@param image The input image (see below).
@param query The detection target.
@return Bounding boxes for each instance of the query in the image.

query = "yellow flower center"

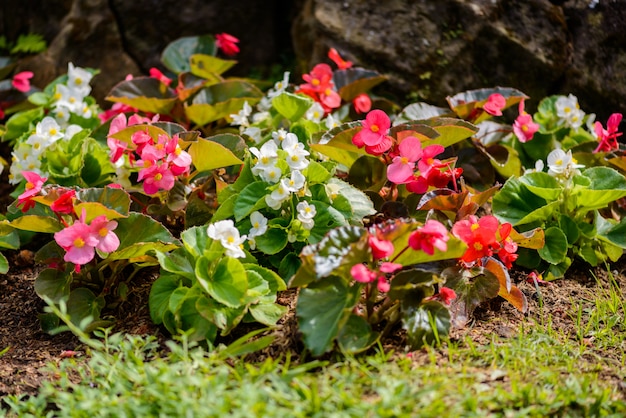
[291,155,299,162]
[75,77,83,85]
[401,157,409,165]
[154,173,163,181]
[311,79,320,86]
[261,156,270,164]
[370,124,379,133]
[74,237,85,248]
[227,236,235,244]
[25,182,35,190]
[473,242,483,251]
[49,128,58,136]
[522,125,528,132]
[99,227,108,237]
[471,223,480,231]
[555,159,563,165]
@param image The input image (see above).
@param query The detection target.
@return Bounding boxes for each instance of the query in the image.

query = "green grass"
[2,277,625,417]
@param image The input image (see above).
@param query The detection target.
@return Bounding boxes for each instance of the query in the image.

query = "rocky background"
[1,0,624,120]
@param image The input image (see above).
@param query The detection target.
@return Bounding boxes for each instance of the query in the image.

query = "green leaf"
[196,256,248,308]
[149,273,180,324]
[327,177,376,221]
[0,228,20,250]
[66,288,106,330]
[10,215,63,233]
[484,144,523,179]
[161,35,217,74]
[190,53,236,77]
[108,213,179,260]
[249,303,288,326]
[188,137,243,172]
[155,247,196,280]
[3,107,44,141]
[574,167,626,211]
[76,187,131,218]
[492,176,554,226]
[538,226,568,264]
[337,313,379,354]
[243,263,287,292]
[311,122,366,168]
[296,276,356,357]
[402,301,451,350]
[177,295,218,342]
[105,77,177,114]
[518,172,562,201]
[181,225,209,258]
[254,225,289,255]
[34,268,72,303]
[233,181,268,221]
[0,252,6,274]
[272,92,314,122]
[597,214,626,249]
[409,117,478,148]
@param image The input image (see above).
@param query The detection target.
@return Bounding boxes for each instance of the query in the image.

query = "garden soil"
[2,247,626,398]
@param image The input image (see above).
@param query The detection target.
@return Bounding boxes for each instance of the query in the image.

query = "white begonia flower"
[257,164,282,184]
[114,157,133,188]
[282,133,310,171]
[230,101,252,126]
[265,183,291,210]
[250,141,278,170]
[75,101,93,119]
[296,201,316,230]
[325,182,341,201]
[51,105,71,124]
[555,94,585,129]
[271,128,289,146]
[305,102,325,122]
[67,63,93,95]
[207,220,247,258]
[547,149,584,177]
[267,71,291,99]
[54,84,85,113]
[282,169,306,193]
[252,111,270,124]
[25,134,50,156]
[64,124,83,140]
[248,211,268,238]
[36,117,64,143]
[242,127,263,143]
[257,96,272,112]
[325,113,340,130]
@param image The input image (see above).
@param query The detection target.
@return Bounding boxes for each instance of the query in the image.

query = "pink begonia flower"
[138,163,175,195]
[149,67,172,86]
[12,71,34,92]
[319,86,341,110]
[17,171,47,212]
[54,210,99,266]
[302,63,334,93]
[353,93,372,114]
[387,136,423,184]
[107,137,129,163]
[90,215,120,253]
[368,235,394,260]
[594,113,623,153]
[513,100,539,143]
[165,136,192,175]
[482,93,506,116]
[140,134,168,162]
[351,263,377,284]
[379,262,402,274]
[131,129,154,155]
[416,144,446,176]
[352,109,391,147]
[408,220,449,255]
[215,33,240,56]
[328,48,352,70]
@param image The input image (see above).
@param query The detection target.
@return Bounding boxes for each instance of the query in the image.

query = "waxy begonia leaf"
[305,160,332,184]
[484,258,528,313]
[187,98,257,126]
[243,264,287,293]
[309,200,349,243]
[410,117,479,148]
[327,178,376,221]
[596,212,626,249]
[196,256,248,308]
[181,225,209,258]
[337,313,379,354]
[272,91,314,122]
[332,67,387,102]
[402,300,451,349]
[254,225,289,255]
[290,225,369,287]
[192,80,263,105]
[249,303,288,327]
[206,133,247,160]
[484,143,522,178]
[558,214,580,246]
[492,177,557,226]
[3,107,44,141]
[442,266,500,329]
[573,167,626,211]
[161,35,217,74]
[194,293,245,332]
[518,172,562,201]
[296,276,359,357]
[0,253,7,274]
[389,123,439,141]
[211,194,236,222]
[545,256,572,281]
[0,228,19,250]
[35,268,72,303]
[155,247,196,281]
[184,192,214,228]
[446,87,527,123]
[188,137,243,172]
[10,215,63,233]
[190,53,236,77]
[387,268,440,302]
[106,77,177,114]
[538,226,568,264]
[177,295,218,342]
[108,213,179,261]
[66,288,106,330]
[347,155,386,191]
[233,181,268,221]
[396,102,452,123]
[509,227,545,250]
[149,273,180,324]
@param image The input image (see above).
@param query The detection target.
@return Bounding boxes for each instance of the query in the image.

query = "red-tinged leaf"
[105,77,177,114]
[333,67,387,102]
[177,73,212,101]
[409,118,479,148]
[190,53,237,77]
[484,257,512,293]
[389,123,439,140]
[500,284,528,313]
[161,35,217,74]
[417,189,470,212]
[446,87,528,123]
[311,122,366,168]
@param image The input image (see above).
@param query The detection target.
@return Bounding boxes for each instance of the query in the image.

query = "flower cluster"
[207,219,246,258]
[106,114,192,194]
[54,209,120,271]
[451,215,518,268]
[593,113,623,153]
[545,148,584,178]
[555,94,585,130]
[50,63,96,123]
[513,100,540,143]
[353,109,463,193]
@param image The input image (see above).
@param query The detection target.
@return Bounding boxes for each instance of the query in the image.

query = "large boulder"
[292,0,625,120]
